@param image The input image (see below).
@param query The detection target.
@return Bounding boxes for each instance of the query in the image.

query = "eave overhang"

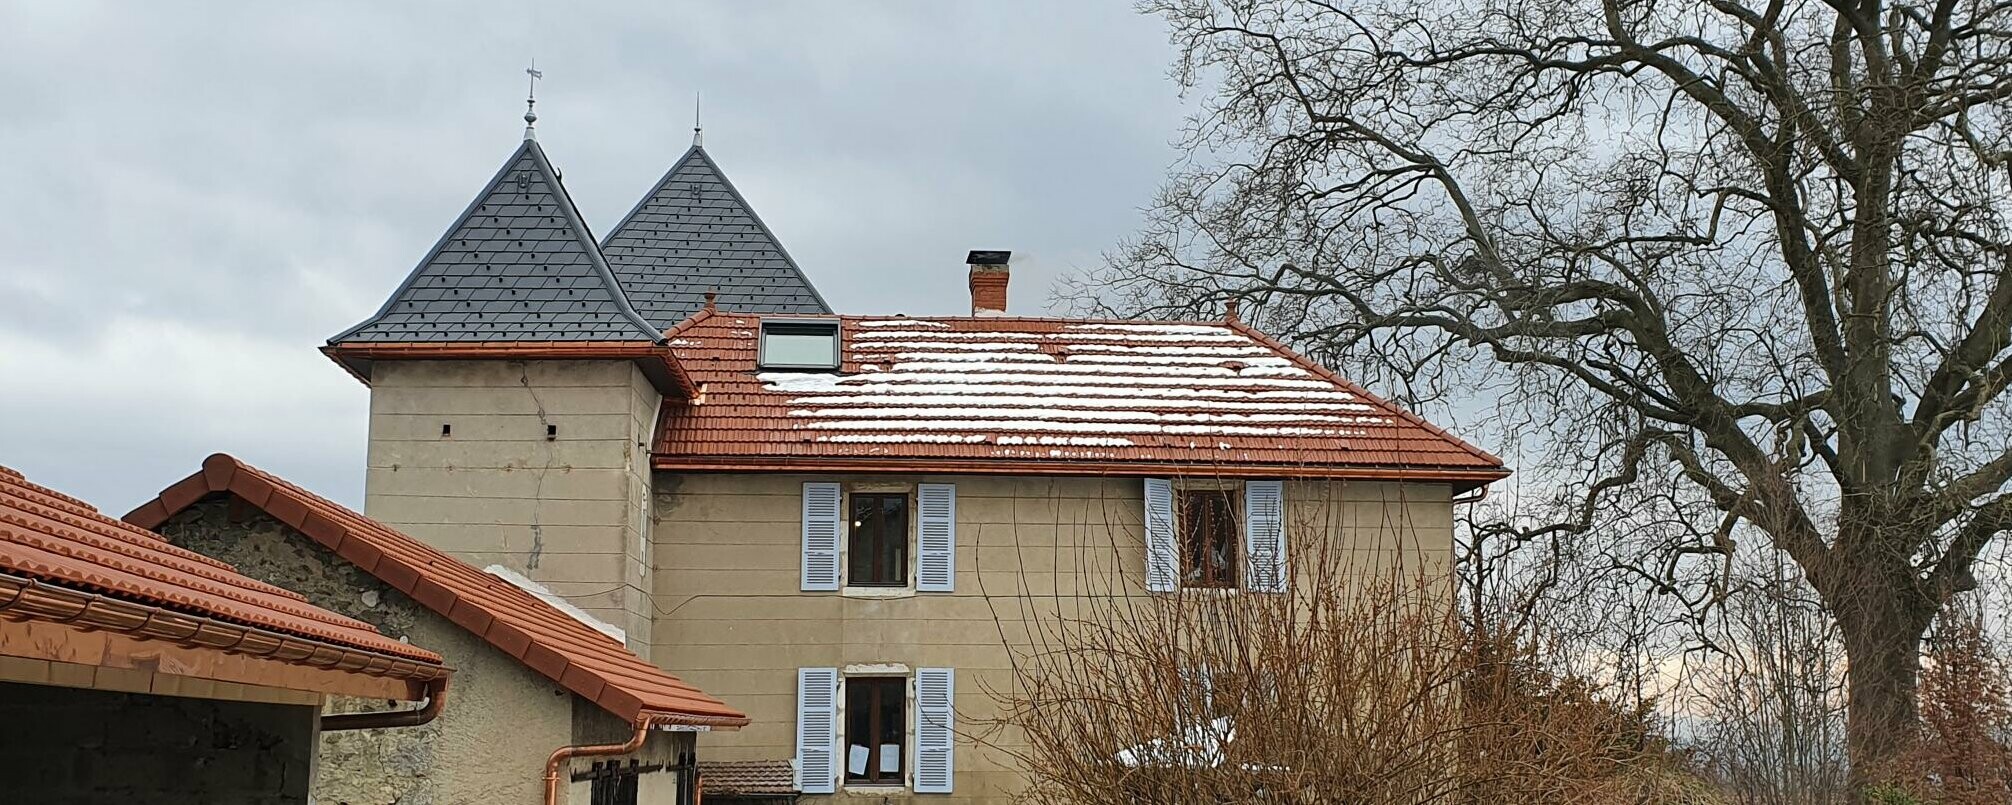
[322,341,696,399]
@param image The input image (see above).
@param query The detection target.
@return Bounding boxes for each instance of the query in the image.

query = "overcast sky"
[0,2,1185,510]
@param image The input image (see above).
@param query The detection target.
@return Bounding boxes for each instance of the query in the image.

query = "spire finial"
[523,61,544,140]
[692,91,703,147]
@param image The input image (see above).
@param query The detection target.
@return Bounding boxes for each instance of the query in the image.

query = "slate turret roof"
[601,145,831,329]
[330,138,663,344]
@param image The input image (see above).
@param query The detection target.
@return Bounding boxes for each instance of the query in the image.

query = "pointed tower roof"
[330,138,662,344]
[600,145,831,329]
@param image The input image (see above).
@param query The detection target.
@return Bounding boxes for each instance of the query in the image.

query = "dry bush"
[983,534,1689,804]
[1879,606,2012,804]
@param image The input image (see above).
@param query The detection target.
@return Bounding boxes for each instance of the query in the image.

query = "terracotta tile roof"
[651,311,1508,485]
[0,462,441,665]
[126,454,750,728]
[699,760,796,795]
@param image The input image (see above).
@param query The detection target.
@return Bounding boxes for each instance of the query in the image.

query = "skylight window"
[759,319,841,370]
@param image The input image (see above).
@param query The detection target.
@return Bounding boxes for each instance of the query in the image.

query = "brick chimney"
[967,250,1011,316]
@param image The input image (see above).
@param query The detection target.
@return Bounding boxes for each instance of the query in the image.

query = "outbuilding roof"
[0,463,444,668]
[651,311,1507,486]
[126,454,750,728]
[698,760,796,796]
[601,145,831,329]
[330,137,662,344]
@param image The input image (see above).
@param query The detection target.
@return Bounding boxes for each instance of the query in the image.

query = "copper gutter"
[322,676,450,731]
[0,571,446,684]
[544,716,654,805]
[652,454,1512,487]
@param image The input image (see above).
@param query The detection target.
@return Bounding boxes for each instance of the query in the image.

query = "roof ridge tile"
[0,463,436,663]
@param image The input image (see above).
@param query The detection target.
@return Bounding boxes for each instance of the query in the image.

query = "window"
[1178,488,1238,588]
[849,492,909,587]
[845,677,906,784]
[579,759,641,805]
[759,319,840,369]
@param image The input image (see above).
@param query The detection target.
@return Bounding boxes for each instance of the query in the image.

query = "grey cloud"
[0,1,1183,507]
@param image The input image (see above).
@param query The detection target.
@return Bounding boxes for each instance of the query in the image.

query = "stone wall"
[156,497,691,805]
[650,472,1454,804]
[0,680,317,805]
[363,359,662,657]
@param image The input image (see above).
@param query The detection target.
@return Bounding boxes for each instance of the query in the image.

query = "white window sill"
[1177,586,1244,596]
[841,586,916,599]
[843,783,909,795]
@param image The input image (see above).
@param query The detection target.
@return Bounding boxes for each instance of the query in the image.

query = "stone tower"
[325,133,670,655]
[323,125,830,659]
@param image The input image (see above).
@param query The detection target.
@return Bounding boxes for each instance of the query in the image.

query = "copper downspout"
[321,676,450,731]
[544,717,654,805]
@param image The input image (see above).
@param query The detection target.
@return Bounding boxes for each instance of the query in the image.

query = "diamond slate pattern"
[601,145,831,329]
[331,138,662,344]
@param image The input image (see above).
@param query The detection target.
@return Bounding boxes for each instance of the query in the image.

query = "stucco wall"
[364,359,662,657]
[156,498,691,805]
[649,472,1454,804]
[0,680,317,805]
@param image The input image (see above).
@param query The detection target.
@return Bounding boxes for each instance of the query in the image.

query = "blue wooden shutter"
[1244,480,1286,592]
[1144,478,1176,592]
[801,483,842,591]
[914,668,956,793]
[916,484,956,592]
[795,667,838,793]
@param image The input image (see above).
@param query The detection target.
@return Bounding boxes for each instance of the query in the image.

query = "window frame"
[578,759,643,805]
[846,491,911,588]
[757,318,842,370]
[1176,485,1241,589]
[843,675,909,786]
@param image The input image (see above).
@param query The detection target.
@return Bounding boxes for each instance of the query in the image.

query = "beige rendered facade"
[649,472,1456,804]
[353,357,1470,803]
[363,359,663,659]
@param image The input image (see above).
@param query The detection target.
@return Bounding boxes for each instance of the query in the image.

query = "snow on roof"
[652,313,1507,479]
[485,564,627,644]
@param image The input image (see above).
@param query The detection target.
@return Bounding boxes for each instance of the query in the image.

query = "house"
[0,462,448,804]
[123,453,749,805]
[315,120,1508,803]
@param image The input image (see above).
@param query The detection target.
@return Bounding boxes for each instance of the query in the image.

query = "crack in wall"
[519,363,553,571]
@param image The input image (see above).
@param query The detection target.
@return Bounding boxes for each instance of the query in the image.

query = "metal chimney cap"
[966,250,1012,266]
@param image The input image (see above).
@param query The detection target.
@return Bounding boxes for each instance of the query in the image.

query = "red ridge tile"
[124,455,747,727]
[1,464,439,665]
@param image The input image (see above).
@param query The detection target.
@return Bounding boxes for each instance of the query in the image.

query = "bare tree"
[1078,0,2012,781]
[1685,557,1852,804]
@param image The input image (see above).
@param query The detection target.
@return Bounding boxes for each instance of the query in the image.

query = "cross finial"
[523,61,544,140]
[692,91,703,147]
